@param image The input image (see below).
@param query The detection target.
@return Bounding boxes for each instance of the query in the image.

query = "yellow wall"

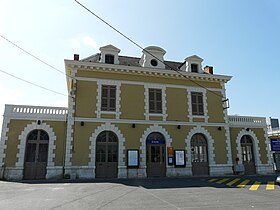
[46,121,67,166]
[120,84,145,120]
[166,88,188,121]
[75,80,97,118]
[4,120,32,167]
[4,120,66,167]
[71,122,101,166]
[162,125,193,149]
[230,127,268,164]
[206,126,227,164]
[207,91,225,123]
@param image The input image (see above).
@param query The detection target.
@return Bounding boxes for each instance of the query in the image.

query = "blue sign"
[146,140,165,144]
[271,139,280,151]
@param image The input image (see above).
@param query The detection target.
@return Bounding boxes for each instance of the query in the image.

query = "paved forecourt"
[0,175,279,210]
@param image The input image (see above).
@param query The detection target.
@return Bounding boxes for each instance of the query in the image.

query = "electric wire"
[0,68,68,97]
[74,0,227,101]
[0,34,76,81]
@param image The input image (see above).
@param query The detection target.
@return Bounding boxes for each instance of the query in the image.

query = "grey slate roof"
[80,53,183,70]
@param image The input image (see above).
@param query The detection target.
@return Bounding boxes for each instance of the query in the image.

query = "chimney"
[74,54,79,61]
[204,66,213,74]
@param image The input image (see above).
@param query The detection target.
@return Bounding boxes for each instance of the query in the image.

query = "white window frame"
[96,80,121,119]
[144,84,167,121]
[187,87,208,122]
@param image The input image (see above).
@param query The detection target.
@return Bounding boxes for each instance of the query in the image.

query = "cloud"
[83,36,97,49]
[69,35,98,50]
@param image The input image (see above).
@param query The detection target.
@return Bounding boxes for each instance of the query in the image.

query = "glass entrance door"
[146,132,166,177]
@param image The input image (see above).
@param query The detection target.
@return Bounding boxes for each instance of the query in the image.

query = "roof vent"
[139,46,166,69]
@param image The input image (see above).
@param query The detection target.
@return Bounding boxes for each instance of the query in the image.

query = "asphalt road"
[0,175,279,210]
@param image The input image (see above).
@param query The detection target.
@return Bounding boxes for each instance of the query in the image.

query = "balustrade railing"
[4,104,68,119]
[228,115,266,127]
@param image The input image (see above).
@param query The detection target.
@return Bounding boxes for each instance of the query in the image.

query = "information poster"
[174,150,185,167]
[127,149,139,168]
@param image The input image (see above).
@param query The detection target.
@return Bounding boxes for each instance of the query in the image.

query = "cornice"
[64,60,232,83]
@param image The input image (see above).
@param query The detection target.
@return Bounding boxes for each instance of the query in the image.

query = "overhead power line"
[0,34,75,81]
[0,68,68,97]
[74,0,227,101]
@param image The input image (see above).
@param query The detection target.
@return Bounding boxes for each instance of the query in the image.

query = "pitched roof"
[81,54,183,70]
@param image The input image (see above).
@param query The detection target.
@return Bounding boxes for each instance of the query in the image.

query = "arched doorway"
[146,132,166,177]
[191,133,209,176]
[95,131,118,178]
[24,129,49,179]
[241,135,256,175]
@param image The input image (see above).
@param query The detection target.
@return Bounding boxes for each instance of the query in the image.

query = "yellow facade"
[0,45,273,180]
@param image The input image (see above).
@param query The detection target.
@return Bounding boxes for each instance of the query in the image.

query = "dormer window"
[105,54,114,64]
[191,64,198,73]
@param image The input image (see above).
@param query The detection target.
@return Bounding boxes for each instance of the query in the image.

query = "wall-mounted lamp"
[246,128,250,131]
[132,123,136,128]
[177,125,181,129]
[81,121,84,126]
[218,126,222,131]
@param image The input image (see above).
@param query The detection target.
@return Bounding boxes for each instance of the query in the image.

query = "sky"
[0,0,280,133]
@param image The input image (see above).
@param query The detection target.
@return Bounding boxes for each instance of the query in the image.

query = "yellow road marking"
[249,181,261,190]
[237,179,250,188]
[266,181,275,190]
[226,178,240,186]
[216,178,230,184]
[208,178,218,182]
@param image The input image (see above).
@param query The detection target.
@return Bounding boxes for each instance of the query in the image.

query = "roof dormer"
[180,55,204,73]
[99,44,120,64]
[139,46,166,69]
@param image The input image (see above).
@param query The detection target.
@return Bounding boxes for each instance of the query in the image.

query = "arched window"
[191,133,208,162]
[96,131,118,178]
[24,129,49,179]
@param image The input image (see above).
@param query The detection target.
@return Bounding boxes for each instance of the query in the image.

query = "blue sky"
[0,0,280,132]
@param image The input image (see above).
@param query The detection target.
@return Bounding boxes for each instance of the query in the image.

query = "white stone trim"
[263,128,273,165]
[65,60,232,82]
[235,129,261,166]
[144,84,167,121]
[14,122,57,179]
[187,87,208,123]
[139,124,172,173]
[0,116,10,170]
[65,74,76,167]
[185,126,215,165]
[96,80,121,119]
[88,122,126,178]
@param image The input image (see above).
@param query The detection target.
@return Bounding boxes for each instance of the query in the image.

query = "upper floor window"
[191,92,204,115]
[105,54,114,64]
[149,88,162,113]
[101,85,116,111]
[191,64,198,73]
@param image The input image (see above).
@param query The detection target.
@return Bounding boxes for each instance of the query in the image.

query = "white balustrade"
[4,104,68,120]
[228,115,266,127]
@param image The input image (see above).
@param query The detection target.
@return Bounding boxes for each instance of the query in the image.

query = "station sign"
[271,138,280,151]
